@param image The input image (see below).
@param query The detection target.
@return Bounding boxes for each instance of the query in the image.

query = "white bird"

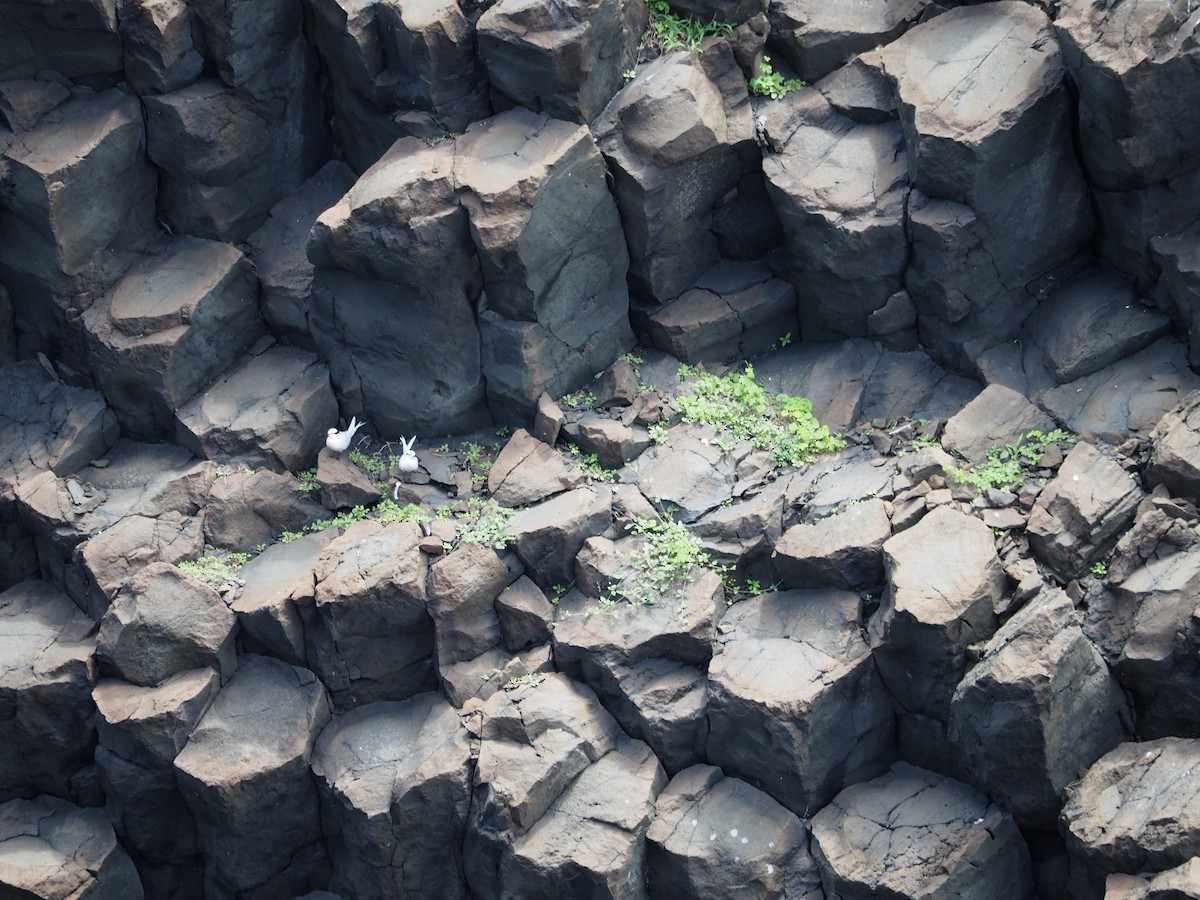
[397,435,419,473]
[326,416,364,453]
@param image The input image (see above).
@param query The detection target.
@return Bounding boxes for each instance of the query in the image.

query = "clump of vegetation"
[567,445,618,483]
[280,499,429,542]
[645,0,733,53]
[674,363,845,467]
[945,429,1073,492]
[749,55,805,100]
[438,497,514,550]
[602,517,723,609]
[297,468,320,494]
[1089,561,1108,578]
[177,551,251,589]
[349,447,386,479]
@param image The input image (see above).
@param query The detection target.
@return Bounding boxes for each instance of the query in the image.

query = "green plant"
[377,500,432,526]
[647,421,669,444]
[646,0,733,53]
[567,445,618,483]
[623,68,637,81]
[439,497,514,550]
[673,363,845,467]
[561,390,597,409]
[720,573,779,605]
[349,447,386,479]
[946,429,1073,492]
[602,517,724,609]
[1090,561,1108,577]
[177,551,251,589]
[749,55,805,100]
[298,468,319,493]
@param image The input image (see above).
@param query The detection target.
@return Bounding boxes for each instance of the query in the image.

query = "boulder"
[202,469,330,553]
[941,384,1059,464]
[691,477,787,571]
[0,2,123,81]
[310,520,434,709]
[593,42,756,301]
[1105,858,1200,900]
[176,345,338,472]
[0,580,97,803]
[96,562,237,687]
[244,161,358,349]
[189,0,303,88]
[773,498,891,592]
[495,576,555,652]
[560,414,653,472]
[457,109,635,419]
[1147,392,1200,501]
[143,38,331,240]
[464,673,624,899]
[315,446,383,510]
[884,2,1093,373]
[811,762,1035,900]
[816,49,898,125]
[1062,738,1200,891]
[789,447,895,523]
[707,589,895,816]
[0,90,156,356]
[601,657,708,776]
[762,88,909,340]
[499,737,667,899]
[427,542,510,668]
[1112,545,1200,737]
[868,506,1006,772]
[507,486,613,590]
[118,0,204,94]
[174,655,332,899]
[478,0,646,123]
[487,429,583,507]
[647,765,825,900]
[0,795,144,899]
[232,529,340,665]
[440,645,555,708]
[311,694,474,900]
[81,237,266,441]
[1027,441,1144,581]
[629,426,735,522]
[1151,223,1200,371]
[949,589,1129,830]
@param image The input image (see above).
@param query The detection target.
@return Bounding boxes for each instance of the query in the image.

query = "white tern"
[326,416,364,453]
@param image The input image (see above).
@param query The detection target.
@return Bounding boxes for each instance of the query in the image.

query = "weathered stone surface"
[478,0,646,123]
[1038,336,1200,445]
[311,520,434,709]
[949,589,1129,830]
[465,673,624,899]
[176,345,338,472]
[306,0,489,171]
[82,237,265,440]
[817,50,897,125]
[1,1,124,80]
[0,795,144,899]
[143,38,330,240]
[0,90,156,356]
[941,384,1058,465]
[232,529,338,666]
[647,765,822,900]
[495,576,554,652]
[868,506,1006,771]
[1062,739,1200,890]
[1151,223,1200,371]
[1111,545,1200,738]
[488,429,583,507]
[629,426,735,522]
[203,469,329,553]
[561,414,653,471]
[308,138,489,437]
[773,498,891,592]
[312,694,473,900]
[763,88,908,340]
[885,2,1093,373]
[315,446,383,511]
[440,645,554,708]
[96,562,237,687]
[508,486,613,590]
[458,110,635,419]
[1147,392,1200,501]
[190,0,302,88]
[0,580,97,803]
[500,736,666,899]
[174,655,331,899]
[768,0,932,82]
[1105,857,1200,900]
[594,42,756,301]
[244,161,358,349]
[602,657,707,776]
[708,589,895,816]
[691,477,787,573]
[1022,270,1172,385]
[811,762,1035,900]
[1028,442,1144,581]
[788,447,896,524]
[118,0,204,94]
[644,260,798,363]
[428,542,510,668]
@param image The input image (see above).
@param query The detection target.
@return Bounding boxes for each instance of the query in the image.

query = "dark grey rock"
[0,580,97,803]
[117,0,205,94]
[1151,223,1200,370]
[495,575,555,652]
[1105,858,1200,900]
[811,762,1035,900]
[315,446,383,511]
[708,588,895,816]
[310,521,434,709]
[533,393,565,446]
[816,50,898,124]
[0,78,70,132]
[428,542,510,668]
[176,346,338,473]
[174,655,331,899]
[439,645,554,709]
[646,764,822,900]
[0,795,144,899]
[1147,391,1200,501]
[487,429,583,507]
[949,588,1129,830]
[941,384,1058,465]
[628,425,735,522]
[1062,738,1200,892]
[312,694,473,900]
[478,0,646,123]
[190,0,302,88]
[0,4,122,85]
[774,498,891,592]
[507,486,613,590]
[96,562,237,687]
[202,469,329,553]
